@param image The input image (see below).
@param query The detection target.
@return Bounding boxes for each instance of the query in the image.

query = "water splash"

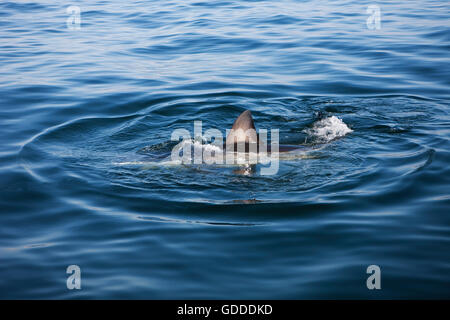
[305,116,353,143]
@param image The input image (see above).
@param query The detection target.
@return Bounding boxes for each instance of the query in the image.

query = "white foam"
[174,139,222,153]
[305,116,353,142]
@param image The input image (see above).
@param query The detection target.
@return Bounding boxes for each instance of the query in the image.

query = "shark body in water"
[123,109,353,174]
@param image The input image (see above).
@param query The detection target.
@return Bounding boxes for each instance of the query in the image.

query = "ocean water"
[0,0,449,299]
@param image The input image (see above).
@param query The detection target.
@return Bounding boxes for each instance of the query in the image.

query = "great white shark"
[224,109,300,153]
[126,108,352,173]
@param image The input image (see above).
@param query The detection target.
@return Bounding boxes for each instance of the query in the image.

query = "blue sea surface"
[0,0,449,299]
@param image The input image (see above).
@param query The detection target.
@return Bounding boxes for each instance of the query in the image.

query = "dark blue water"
[1,0,449,299]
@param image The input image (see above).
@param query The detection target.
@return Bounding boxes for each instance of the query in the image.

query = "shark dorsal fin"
[226,110,258,145]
